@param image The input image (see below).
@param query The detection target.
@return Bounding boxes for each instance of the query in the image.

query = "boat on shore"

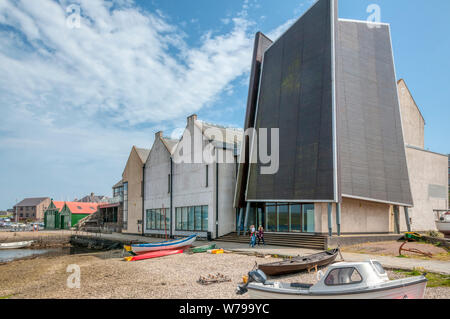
[258,248,339,276]
[191,243,216,253]
[124,249,184,261]
[124,234,197,255]
[238,260,427,299]
[435,211,450,238]
[0,240,33,249]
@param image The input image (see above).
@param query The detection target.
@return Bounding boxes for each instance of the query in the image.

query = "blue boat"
[124,234,197,255]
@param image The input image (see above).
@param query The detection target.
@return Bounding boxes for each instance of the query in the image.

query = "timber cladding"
[243,0,413,206]
[246,0,335,201]
[336,20,413,206]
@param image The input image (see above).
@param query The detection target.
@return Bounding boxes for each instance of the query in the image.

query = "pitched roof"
[195,120,243,145]
[161,137,178,154]
[135,147,151,163]
[15,197,50,207]
[54,201,99,215]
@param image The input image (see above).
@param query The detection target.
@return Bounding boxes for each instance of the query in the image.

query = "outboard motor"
[248,269,267,284]
[236,269,267,295]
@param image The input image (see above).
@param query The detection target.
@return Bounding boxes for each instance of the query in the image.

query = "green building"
[44,200,98,229]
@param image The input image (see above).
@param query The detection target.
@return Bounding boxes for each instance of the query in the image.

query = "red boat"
[124,248,184,261]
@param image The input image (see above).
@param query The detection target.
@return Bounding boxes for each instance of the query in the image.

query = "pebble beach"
[1,250,448,299]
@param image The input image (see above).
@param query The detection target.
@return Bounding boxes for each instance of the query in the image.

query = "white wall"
[403,147,448,231]
[143,137,171,235]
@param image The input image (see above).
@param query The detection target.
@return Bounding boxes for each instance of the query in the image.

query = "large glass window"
[264,203,315,233]
[266,204,277,232]
[182,207,188,230]
[201,206,208,231]
[146,208,170,230]
[176,205,209,232]
[302,204,314,233]
[278,204,289,232]
[290,204,301,232]
[188,207,195,231]
[194,206,202,231]
[176,208,182,230]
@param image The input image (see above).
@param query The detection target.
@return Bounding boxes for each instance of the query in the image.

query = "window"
[324,268,363,286]
[175,205,208,232]
[205,165,209,187]
[372,261,386,275]
[146,208,170,230]
[123,182,128,230]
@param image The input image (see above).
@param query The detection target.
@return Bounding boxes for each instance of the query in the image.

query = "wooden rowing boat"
[124,249,184,261]
[124,234,197,255]
[258,248,339,276]
[0,240,33,249]
[191,243,216,253]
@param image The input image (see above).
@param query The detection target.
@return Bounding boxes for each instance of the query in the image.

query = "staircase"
[216,232,327,250]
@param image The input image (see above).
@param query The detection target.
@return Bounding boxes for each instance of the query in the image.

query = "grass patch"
[0,294,15,299]
[394,269,450,287]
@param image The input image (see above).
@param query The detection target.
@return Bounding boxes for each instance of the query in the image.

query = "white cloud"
[0,0,301,207]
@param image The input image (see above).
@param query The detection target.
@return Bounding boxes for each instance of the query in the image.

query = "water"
[0,246,101,263]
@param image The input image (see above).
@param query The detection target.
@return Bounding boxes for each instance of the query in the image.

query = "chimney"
[155,131,163,139]
[187,114,197,126]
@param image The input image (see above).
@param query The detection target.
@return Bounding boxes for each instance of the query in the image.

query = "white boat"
[435,211,450,238]
[0,240,34,249]
[124,234,197,255]
[238,260,427,299]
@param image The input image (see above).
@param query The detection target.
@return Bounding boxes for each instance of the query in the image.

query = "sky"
[0,0,449,209]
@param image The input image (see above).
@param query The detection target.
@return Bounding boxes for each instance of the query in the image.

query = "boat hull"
[0,241,33,249]
[191,244,216,253]
[259,249,339,276]
[125,249,184,261]
[125,235,197,254]
[435,221,450,238]
[247,279,427,299]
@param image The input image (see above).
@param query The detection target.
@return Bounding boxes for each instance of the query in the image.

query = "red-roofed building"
[44,200,98,229]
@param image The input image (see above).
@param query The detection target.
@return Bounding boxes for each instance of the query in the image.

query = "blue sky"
[0,0,449,210]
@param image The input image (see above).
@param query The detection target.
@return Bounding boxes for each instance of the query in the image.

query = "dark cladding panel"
[247,0,335,201]
[234,32,273,208]
[336,20,413,206]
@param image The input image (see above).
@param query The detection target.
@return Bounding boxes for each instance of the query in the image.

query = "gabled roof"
[54,201,98,215]
[135,147,151,163]
[160,136,178,154]
[15,197,50,207]
[194,120,243,145]
[397,79,425,124]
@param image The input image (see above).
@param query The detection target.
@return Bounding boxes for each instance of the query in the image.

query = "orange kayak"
[124,249,184,261]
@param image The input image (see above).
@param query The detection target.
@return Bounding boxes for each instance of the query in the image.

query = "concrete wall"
[171,120,237,238]
[403,146,448,231]
[122,147,145,234]
[144,136,171,236]
[398,79,425,148]
[315,197,390,234]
